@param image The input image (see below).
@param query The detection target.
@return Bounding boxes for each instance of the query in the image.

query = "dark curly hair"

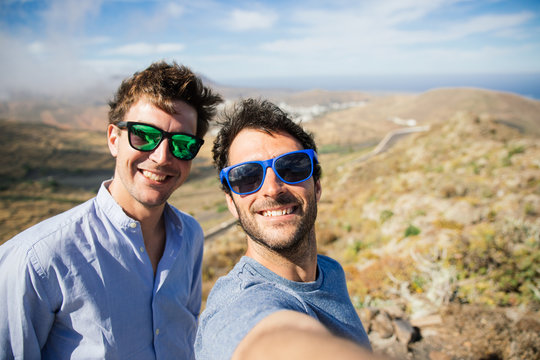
[212,98,321,193]
[108,61,223,138]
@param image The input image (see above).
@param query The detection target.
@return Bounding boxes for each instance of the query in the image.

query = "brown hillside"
[315,111,540,358]
[0,119,113,185]
[1,89,539,359]
[307,88,540,147]
[318,111,539,302]
[398,88,540,133]
[0,119,115,240]
[0,100,109,131]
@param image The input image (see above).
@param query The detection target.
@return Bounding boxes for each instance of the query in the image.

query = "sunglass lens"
[275,152,312,183]
[171,135,200,160]
[130,124,162,151]
[229,163,264,194]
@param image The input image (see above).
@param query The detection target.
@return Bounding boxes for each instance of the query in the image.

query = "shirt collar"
[95,180,183,234]
[241,255,324,291]
[96,180,137,230]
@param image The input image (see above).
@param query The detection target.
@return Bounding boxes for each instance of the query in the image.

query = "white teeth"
[262,208,293,217]
[142,170,167,182]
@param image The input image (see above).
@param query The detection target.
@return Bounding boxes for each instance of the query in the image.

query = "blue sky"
[1,0,539,97]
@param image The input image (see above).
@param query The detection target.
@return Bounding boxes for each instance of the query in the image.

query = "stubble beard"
[234,192,318,259]
[125,162,184,209]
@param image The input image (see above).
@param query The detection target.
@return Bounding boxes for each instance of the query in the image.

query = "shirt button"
[155,328,160,335]
[139,246,145,253]
[129,222,137,228]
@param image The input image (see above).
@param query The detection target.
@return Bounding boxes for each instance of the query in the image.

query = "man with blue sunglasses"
[195,99,374,360]
[0,62,222,359]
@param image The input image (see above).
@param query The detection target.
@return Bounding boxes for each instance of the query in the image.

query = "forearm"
[232,310,384,360]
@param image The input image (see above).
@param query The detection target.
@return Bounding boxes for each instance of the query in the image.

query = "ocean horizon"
[224,73,540,100]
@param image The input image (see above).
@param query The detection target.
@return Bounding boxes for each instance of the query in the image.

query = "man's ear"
[226,193,239,219]
[315,179,322,202]
[107,124,120,158]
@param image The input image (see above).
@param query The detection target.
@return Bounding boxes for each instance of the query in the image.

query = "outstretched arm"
[233,310,388,360]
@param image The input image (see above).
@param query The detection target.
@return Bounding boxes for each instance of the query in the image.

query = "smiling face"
[225,129,322,256]
[107,98,197,216]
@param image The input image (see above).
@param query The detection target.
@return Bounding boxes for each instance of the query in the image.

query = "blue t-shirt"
[195,255,370,360]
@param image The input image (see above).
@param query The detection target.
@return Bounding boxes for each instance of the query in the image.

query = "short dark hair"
[108,61,223,138]
[212,98,321,193]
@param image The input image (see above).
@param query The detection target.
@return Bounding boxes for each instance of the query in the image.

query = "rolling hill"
[1,87,539,359]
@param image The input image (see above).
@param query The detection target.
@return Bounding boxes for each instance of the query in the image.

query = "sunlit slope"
[316,111,539,308]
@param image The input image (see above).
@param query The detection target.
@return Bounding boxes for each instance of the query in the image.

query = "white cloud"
[258,4,537,56]
[81,58,141,78]
[127,2,185,33]
[104,43,185,56]
[86,36,111,45]
[260,37,334,53]
[0,33,102,95]
[227,9,278,31]
[43,0,104,35]
[1,0,539,96]
[27,41,46,55]
[290,0,462,35]
[449,11,535,36]
[165,2,184,18]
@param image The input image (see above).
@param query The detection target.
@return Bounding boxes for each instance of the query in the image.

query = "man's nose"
[259,167,285,196]
[149,138,173,164]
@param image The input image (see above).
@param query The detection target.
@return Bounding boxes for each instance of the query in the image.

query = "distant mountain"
[305,88,540,148]
[387,88,540,134]
[0,119,114,187]
[0,99,109,131]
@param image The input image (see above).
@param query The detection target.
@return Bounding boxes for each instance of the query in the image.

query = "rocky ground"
[363,303,539,360]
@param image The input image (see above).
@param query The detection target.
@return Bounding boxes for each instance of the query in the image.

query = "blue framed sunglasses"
[220,149,318,195]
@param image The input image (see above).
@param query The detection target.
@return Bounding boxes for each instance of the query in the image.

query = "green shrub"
[379,209,394,223]
[449,220,540,306]
[404,224,421,237]
[502,144,525,166]
[216,203,228,213]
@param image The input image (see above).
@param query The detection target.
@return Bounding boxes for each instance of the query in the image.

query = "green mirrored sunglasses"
[116,121,204,161]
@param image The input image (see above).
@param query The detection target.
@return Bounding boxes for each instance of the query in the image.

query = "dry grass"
[0,181,97,241]
[2,90,539,314]
[316,111,540,310]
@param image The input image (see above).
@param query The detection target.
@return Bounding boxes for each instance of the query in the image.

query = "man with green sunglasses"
[195,99,375,360]
[0,61,222,359]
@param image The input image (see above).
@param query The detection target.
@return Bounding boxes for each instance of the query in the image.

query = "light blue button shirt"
[0,181,203,359]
